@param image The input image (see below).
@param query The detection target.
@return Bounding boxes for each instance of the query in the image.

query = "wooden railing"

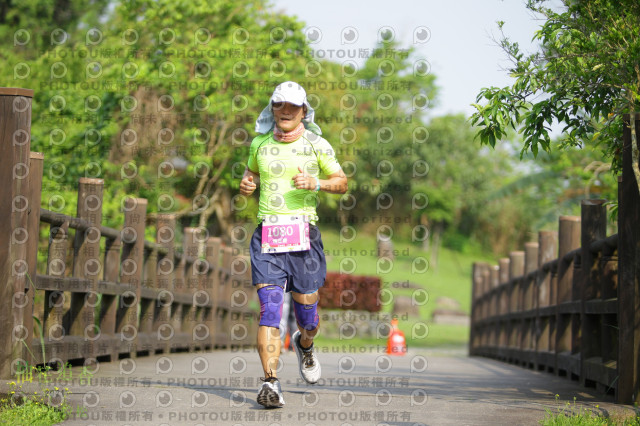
[0,87,257,377]
[470,114,640,404]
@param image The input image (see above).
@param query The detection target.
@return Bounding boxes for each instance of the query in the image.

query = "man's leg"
[257,325,281,376]
[291,290,321,384]
[250,224,287,407]
[256,283,283,377]
[255,283,286,408]
[291,291,319,348]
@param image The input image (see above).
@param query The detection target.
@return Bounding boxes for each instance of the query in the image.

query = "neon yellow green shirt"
[247,130,342,224]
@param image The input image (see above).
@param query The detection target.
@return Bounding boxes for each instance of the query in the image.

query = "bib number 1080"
[261,215,310,253]
[267,226,294,238]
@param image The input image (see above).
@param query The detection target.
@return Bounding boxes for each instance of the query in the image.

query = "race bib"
[261,215,310,253]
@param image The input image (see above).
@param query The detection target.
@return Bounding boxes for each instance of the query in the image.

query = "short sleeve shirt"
[247,130,342,224]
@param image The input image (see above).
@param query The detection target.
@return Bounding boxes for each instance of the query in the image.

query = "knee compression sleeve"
[293,300,319,331]
[257,285,284,328]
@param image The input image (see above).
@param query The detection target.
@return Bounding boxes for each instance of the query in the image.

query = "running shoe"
[257,376,285,408]
[292,330,321,384]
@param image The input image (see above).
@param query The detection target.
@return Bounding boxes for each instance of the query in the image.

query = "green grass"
[407,323,470,348]
[0,321,73,426]
[0,375,69,426]
[320,227,494,311]
[313,323,469,350]
[0,397,67,426]
[317,226,493,348]
[541,396,640,425]
[313,334,386,351]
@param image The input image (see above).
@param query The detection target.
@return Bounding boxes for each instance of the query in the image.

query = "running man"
[239,81,347,408]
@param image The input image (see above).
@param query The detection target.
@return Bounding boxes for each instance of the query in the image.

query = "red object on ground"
[386,319,407,356]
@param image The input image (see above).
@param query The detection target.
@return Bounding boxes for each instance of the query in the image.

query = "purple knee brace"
[293,300,319,331]
[257,285,284,328]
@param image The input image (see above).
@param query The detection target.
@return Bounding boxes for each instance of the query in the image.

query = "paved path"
[3,346,635,425]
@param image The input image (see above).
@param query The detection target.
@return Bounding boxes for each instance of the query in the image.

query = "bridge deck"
[2,348,633,425]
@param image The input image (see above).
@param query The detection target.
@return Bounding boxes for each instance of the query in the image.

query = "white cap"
[270,81,307,106]
[255,81,322,135]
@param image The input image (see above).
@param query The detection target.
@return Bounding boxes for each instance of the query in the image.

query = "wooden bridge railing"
[470,114,640,404]
[0,87,257,378]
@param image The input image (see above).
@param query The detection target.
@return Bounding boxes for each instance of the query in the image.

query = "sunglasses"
[272,102,305,110]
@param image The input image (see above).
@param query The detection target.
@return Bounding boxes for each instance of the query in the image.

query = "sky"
[268,0,546,118]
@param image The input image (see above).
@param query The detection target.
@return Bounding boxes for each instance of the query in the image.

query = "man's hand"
[240,173,257,196]
[292,166,317,190]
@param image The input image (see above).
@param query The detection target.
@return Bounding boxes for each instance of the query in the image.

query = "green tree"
[484,141,618,239]
[5,0,314,240]
[470,0,640,176]
[0,0,109,55]
[413,114,517,264]
[311,40,437,235]
[3,0,443,244]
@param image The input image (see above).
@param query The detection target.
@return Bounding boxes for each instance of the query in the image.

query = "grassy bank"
[316,226,493,349]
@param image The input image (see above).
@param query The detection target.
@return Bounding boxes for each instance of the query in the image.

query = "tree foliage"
[0,0,110,55]
[5,0,313,237]
[471,0,640,173]
[3,0,441,242]
[309,40,437,234]
[415,115,532,258]
[2,0,582,256]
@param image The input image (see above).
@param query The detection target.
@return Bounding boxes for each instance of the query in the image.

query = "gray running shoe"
[257,376,285,408]
[292,330,321,384]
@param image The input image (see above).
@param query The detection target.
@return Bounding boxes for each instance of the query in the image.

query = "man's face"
[272,102,305,132]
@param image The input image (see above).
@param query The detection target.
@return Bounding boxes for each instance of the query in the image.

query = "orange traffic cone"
[386,319,407,356]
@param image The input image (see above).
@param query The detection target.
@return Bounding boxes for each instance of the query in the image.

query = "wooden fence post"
[537,230,557,370]
[193,230,210,350]
[580,199,607,386]
[70,178,104,361]
[156,214,176,354]
[498,258,510,350]
[205,237,221,349]
[470,262,482,355]
[508,251,524,359]
[183,228,199,351]
[618,114,640,403]
[25,152,43,366]
[45,217,69,356]
[217,247,233,348]
[556,215,580,376]
[557,216,581,303]
[173,238,186,350]
[489,265,499,347]
[524,243,539,309]
[208,237,223,348]
[102,233,121,362]
[538,232,558,308]
[481,263,490,324]
[117,198,147,357]
[509,252,525,312]
[140,234,158,354]
[522,242,539,360]
[0,88,34,378]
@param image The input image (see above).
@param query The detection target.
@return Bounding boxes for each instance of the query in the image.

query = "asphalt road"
[2,346,634,426]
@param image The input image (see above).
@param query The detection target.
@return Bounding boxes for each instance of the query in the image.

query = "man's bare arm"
[292,167,348,194]
[239,167,260,196]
